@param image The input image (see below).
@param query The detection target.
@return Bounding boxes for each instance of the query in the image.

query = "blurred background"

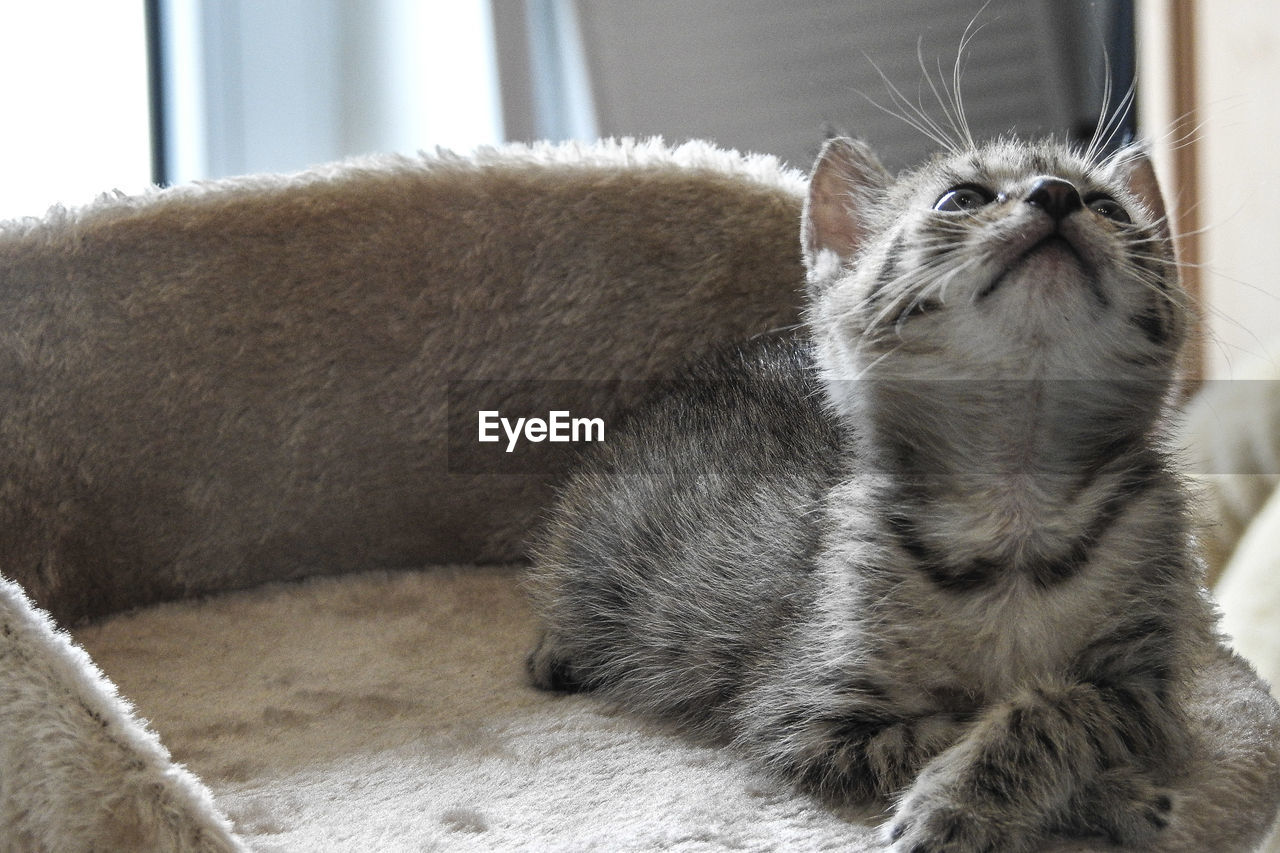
[0,0,1274,379]
[0,1,1136,213]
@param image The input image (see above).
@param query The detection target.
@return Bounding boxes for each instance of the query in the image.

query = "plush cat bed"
[1,139,1278,852]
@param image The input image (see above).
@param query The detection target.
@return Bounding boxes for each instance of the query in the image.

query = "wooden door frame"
[1138,0,1203,382]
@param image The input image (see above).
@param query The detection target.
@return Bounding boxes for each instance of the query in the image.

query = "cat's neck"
[857,377,1165,589]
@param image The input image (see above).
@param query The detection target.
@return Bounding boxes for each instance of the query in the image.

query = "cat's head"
[802,137,1186,397]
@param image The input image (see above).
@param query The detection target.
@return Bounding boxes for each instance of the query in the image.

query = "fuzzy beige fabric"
[0,139,805,625]
[0,577,240,852]
[0,138,808,850]
[68,566,1280,853]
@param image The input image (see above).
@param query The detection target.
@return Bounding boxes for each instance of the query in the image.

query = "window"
[0,1,506,220]
[157,0,505,183]
[0,3,152,221]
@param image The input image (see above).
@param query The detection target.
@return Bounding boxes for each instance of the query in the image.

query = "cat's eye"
[933,184,996,213]
[1085,194,1131,224]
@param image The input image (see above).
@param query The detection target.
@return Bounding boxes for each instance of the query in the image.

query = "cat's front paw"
[884,767,1034,853]
[884,796,1011,853]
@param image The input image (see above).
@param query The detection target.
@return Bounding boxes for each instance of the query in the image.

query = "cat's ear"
[802,138,891,267]
[1107,145,1171,240]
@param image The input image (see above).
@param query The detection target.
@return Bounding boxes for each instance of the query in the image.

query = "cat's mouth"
[978,230,1104,305]
[1028,233,1083,263]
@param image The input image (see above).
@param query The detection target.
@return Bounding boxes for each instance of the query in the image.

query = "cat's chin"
[984,264,1101,323]
[978,219,1110,307]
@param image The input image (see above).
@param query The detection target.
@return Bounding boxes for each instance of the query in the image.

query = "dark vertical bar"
[491,0,534,143]
[1169,0,1202,384]
[1109,0,1137,148]
[144,0,169,186]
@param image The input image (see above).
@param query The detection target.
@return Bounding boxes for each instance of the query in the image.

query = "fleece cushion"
[1,137,1278,851]
[61,566,1280,853]
[0,139,806,625]
[0,577,239,851]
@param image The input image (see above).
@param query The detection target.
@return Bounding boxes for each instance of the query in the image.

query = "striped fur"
[525,138,1214,852]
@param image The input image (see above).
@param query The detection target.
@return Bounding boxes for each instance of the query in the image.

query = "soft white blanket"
[73,567,878,852]
[28,566,1271,852]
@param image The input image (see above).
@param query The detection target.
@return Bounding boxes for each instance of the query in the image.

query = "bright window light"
[0,4,153,221]
[389,0,505,154]
[162,0,504,183]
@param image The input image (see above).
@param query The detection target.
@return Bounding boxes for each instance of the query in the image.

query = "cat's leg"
[1060,765,1174,844]
[884,679,1177,853]
[740,705,972,803]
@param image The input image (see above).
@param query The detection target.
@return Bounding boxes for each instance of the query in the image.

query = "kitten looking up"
[526,136,1211,853]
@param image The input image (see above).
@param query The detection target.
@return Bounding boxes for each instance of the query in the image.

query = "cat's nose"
[1025,178,1083,221]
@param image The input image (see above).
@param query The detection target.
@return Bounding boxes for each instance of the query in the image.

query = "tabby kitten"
[525,136,1213,852]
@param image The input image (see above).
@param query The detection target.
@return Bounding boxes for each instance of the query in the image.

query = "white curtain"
[159,0,504,183]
